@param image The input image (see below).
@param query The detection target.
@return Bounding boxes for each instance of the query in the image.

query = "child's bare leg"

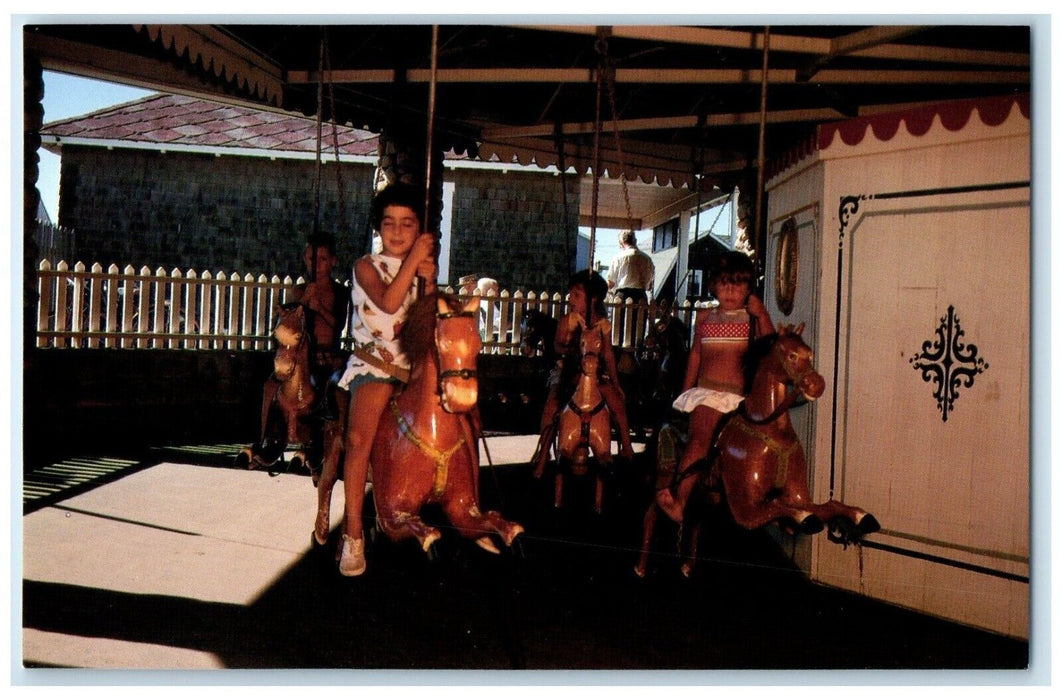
[338,381,393,575]
[656,406,721,523]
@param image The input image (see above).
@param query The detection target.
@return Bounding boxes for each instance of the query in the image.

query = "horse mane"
[400,292,448,364]
[741,332,779,395]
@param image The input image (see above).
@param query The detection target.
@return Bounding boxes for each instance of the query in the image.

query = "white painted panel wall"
[767,105,1030,638]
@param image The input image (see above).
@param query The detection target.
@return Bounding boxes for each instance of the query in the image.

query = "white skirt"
[672,387,743,414]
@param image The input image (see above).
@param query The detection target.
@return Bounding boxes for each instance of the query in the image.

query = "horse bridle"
[740,337,815,426]
[433,308,479,406]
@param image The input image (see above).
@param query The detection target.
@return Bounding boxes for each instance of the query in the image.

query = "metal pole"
[424,25,439,237]
[754,26,771,272]
[589,51,603,271]
[419,25,440,296]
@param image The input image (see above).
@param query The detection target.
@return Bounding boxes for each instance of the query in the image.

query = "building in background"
[40,93,581,292]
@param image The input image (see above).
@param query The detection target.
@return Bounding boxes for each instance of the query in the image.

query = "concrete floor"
[18,435,1030,680]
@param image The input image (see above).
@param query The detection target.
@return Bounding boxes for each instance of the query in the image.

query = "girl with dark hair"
[655,250,774,523]
[530,269,636,478]
[318,183,437,576]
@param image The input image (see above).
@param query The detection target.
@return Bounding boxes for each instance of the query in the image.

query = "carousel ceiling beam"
[799,25,927,81]
[480,107,851,140]
[519,24,829,54]
[515,25,1029,67]
[829,25,926,56]
[288,66,1027,87]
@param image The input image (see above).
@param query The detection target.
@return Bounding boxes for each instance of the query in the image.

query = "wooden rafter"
[286,66,1028,86]
[517,24,1030,67]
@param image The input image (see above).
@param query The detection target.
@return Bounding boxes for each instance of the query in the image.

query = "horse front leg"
[809,500,881,545]
[374,507,442,554]
[680,518,702,578]
[634,503,657,578]
[445,500,524,553]
[313,411,347,546]
[719,456,824,534]
[589,414,612,514]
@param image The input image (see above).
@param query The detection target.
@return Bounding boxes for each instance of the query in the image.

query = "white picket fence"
[34,259,709,353]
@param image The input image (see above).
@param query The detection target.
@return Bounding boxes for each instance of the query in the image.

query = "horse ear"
[437,296,450,316]
[777,322,785,335]
[794,322,805,336]
[462,296,479,314]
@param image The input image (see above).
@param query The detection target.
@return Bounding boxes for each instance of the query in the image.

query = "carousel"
[20,22,1034,672]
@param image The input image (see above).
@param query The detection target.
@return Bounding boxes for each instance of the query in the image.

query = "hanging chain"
[588,36,604,271]
[599,35,635,234]
[323,31,347,227]
[312,35,325,243]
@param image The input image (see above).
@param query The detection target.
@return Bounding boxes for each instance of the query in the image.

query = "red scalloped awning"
[768,94,1029,182]
[818,93,1030,151]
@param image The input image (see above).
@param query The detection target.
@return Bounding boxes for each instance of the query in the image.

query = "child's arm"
[354,233,436,314]
[553,312,583,358]
[747,293,775,336]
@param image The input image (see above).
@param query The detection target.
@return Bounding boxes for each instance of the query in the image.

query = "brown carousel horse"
[635,323,879,578]
[553,326,613,513]
[237,302,317,471]
[370,292,524,554]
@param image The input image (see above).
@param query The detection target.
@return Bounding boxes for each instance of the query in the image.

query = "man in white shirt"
[607,230,655,304]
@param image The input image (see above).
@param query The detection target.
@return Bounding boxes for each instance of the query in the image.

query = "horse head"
[578,327,605,378]
[773,323,825,401]
[520,310,558,362]
[272,303,306,379]
[434,295,482,414]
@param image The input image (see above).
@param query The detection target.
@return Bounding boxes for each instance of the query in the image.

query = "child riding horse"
[636,324,879,578]
[371,292,524,553]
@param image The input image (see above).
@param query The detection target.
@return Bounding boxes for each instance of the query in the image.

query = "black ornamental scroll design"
[909,305,988,422]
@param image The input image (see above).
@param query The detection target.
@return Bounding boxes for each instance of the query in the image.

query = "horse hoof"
[504,524,525,546]
[680,562,694,578]
[858,513,881,535]
[633,564,646,579]
[311,530,327,549]
[800,514,825,534]
[475,536,501,554]
[235,449,252,468]
[420,529,442,553]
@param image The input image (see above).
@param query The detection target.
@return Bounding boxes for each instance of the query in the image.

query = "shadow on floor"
[22,446,1029,671]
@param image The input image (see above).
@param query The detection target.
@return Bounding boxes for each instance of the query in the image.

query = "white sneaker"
[338,534,366,577]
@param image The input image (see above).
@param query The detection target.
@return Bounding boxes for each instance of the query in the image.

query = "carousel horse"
[370,292,524,555]
[635,323,879,578]
[640,307,690,407]
[519,309,559,365]
[237,302,316,471]
[553,326,613,513]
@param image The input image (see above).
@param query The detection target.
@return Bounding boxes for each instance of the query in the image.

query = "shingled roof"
[41,92,383,158]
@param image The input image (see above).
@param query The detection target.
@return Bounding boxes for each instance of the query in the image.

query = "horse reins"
[390,398,466,499]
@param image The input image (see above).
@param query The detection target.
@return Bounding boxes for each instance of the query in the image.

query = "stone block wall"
[54,146,580,290]
[57,146,376,278]
[444,169,580,291]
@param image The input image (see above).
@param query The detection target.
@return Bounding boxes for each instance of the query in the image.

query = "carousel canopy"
[23,22,1032,227]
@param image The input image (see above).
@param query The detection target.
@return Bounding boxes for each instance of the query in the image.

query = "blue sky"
[38,72,155,221]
